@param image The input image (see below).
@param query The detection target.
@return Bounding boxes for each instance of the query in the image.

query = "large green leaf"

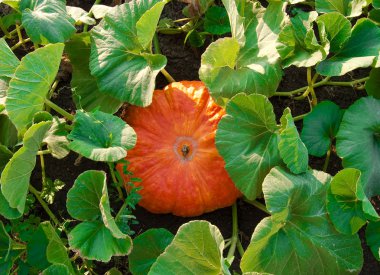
[301,101,344,157]
[0,38,20,78]
[150,221,226,274]
[68,221,132,262]
[0,221,11,262]
[277,11,329,68]
[327,168,379,235]
[365,67,380,99]
[241,167,363,274]
[199,0,286,100]
[0,146,12,174]
[129,228,174,275]
[1,121,52,213]
[68,110,136,162]
[27,222,74,273]
[204,6,231,35]
[0,192,22,219]
[336,96,380,197]
[366,220,380,261]
[315,0,367,17]
[317,19,380,76]
[67,170,126,238]
[43,117,69,159]
[0,114,18,148]
[42,264,70,275]
[65,33,122,114]
[216,93,282,200]
[278,108,308,174]
[5,43,64,133]
[316,12,351,53]
[90,0,167,107]
[20,0,76,44]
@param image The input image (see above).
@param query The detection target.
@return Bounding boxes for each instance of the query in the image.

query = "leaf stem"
[243,198,270,215]
[323,76,369,87]
[323,145,331,172]
[108,162,124,201]
[29,185,60,226]
[293,112,310,122]
[153,33,162,54]
[1,26,21,40]
[0,18,10,38]
[83,0,102,32]
[44,98,74,121]
[237,238,244,257]
[40,153,47,184]
[161,68,175,83]
[227,202,239,259]
[10,37,31,51]
[115,197,129,221]
[37,149,52,155]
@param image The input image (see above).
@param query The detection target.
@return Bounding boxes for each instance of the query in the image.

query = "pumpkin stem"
[181,144,190,158]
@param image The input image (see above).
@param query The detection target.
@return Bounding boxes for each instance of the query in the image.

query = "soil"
[1,0,379,274]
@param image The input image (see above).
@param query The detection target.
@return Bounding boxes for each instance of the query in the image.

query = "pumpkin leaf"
[315,0,367,17]
[67,170,126,238]
[365,67,380,99]
[0,145,12,174]
[366,220,380,261]
[301,101,344,157]
[129,228,174,275]
[27,222,74,273]
[317,19,380,76]
[216,93,282,200]
[277,11,329,68]
[68,110,136,162]
[336,96,380,197]
[150,221,226,274]
[65,33,122,114]
[0,191,22,219]
[0,38,19,78]
[204,6,231,35]
[241,167,363,274]
[66,6,96,25]
[42,264,70,275]
[91,4,114,19]
[90,0,167,107]
[278,108,308,174]
[5,43,64,133]
[199,0,286,100]
[0,114,18,148]
[0,221,11,262]
[316,12,351,53]
[1,121,52,213]
[0,0,20,10]
[43,117,69,159]
[19,0,76,44]
[68,221,132,262]
[327,168,379,235]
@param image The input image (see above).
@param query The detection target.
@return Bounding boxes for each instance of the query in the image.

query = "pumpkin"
[117,81,240,217]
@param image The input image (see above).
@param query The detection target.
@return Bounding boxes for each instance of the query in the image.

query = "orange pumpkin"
[117,81,240,217]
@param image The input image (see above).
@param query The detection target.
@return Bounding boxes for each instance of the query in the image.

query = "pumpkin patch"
[117,81,241,217]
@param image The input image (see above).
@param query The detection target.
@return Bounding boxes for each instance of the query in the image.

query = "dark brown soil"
[1,0,379,274]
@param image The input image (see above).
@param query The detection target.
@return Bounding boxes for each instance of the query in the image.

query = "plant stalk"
[0,18,10,38]
[37,149,52,155]
[323,146,332,172]
[44,98,75,121]
[29,185,60,226]
[108,162,124,200]
[115,197,129,221]
[244,198,270,215]
[227,203,239,259]
[153,33,176,83]
[10,37,31,50]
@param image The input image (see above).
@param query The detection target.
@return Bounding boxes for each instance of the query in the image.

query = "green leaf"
[216,93,282,200]
[0,114,18,148]
[90,0,167,107]
[0,192,22,219]
[5,43,64,133]
[328,168,379,235]
[41,178,65,204]
[27,222,74,273]
[317,19,380,76]
[0,221,11,262]
[42,264,70,275]
[204,6,231,35]
[374,0,380,8]
[199,1,286,99]
[369,8,380,24]
[316,12,351,53]
[91,4,113,19]
[301,101,344,157]
[277,11,329,68]
[68,221,132,262]
[68,110,136,162]
[67,170,105,221]
[150,221,225,274]
[365,67,380,99]
[105,267,123,275]
[2,11,22,29]
[129,228,174,275]
[241,167,363,274]
[278,108,308,174]
[366,220,380,261]
[0,78,8,113]
[336,96,380,197]
[1,121,52,213]
[315,0,367,17]
[0,0,20,10]
[66,6,96,25]
[43,117,69,159]
[0,38,20,78]
[0,145,12,174]
[20,0,76,44]
[65,33,122,114]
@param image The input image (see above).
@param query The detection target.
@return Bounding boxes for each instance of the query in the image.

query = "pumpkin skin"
[117,81,240,217]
